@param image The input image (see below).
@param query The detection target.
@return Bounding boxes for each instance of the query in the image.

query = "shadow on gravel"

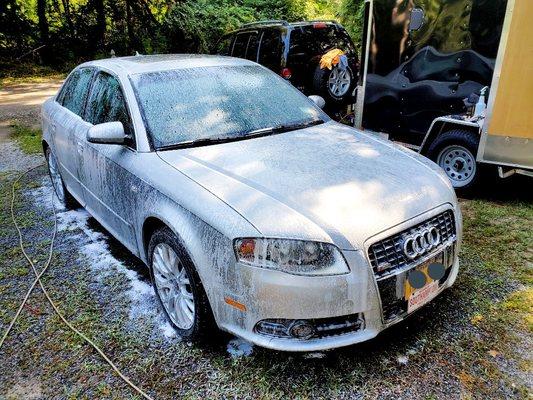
[85,216,151,283]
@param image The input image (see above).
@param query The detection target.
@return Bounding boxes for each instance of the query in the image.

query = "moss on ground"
[10,124,43,154]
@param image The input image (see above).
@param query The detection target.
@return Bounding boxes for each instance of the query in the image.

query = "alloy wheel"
[152,243,195,330]
[327,67,351,97]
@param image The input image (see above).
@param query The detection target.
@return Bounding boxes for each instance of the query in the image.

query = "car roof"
[230,20,342,33]
[79,54,257,76]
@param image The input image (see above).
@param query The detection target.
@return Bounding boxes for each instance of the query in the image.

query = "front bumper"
[218,205,461,352]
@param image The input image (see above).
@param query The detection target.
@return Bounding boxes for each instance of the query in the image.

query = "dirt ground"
[0,79,531,400]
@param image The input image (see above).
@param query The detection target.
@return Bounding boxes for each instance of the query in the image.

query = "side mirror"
[87,121,126,145]
[308,95,326,109]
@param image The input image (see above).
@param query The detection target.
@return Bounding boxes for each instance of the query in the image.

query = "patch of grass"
[0,61,66,87]
[0,168,532,399]
[10,124,42,154]
[503,288,533,332]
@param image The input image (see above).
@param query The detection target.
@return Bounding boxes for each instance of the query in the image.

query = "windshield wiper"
[157,136,235,151]
[245,118,325,136]
[274,118,325,132]
[156,119,325,151]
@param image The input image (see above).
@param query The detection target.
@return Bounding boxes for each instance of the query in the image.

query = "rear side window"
[85,72,134,139]
[258,30,282,70]
[59,68,93,116]
[232,33,250,58]
[245,32,259,61]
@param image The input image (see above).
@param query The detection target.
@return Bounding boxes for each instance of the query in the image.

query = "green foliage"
[338,0,365,46]
[165,0,311,53]
[0,0,37,58]
[1,0,348,66]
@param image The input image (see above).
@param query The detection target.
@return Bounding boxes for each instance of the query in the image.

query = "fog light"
[289,320,315,340]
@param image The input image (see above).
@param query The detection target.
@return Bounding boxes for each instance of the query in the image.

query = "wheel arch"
[42,139,50,154]
[140,212,222,328]
[142,216,169,261]
[420,120,480,155]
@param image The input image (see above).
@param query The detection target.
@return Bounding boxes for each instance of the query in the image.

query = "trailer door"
[358,0,507,147]
[478,0,533,169]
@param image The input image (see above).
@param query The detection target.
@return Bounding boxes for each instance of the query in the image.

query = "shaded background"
[0,0,365,70]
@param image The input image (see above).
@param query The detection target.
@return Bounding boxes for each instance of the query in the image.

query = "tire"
[148,227,215,341]
[427,129,480,190]
[45,147,78,209]
[313,65,355,104]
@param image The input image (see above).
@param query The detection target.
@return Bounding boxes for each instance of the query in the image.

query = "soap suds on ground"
[28,179,179,341]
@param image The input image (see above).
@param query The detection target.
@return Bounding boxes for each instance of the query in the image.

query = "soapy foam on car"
[29,177,254,351]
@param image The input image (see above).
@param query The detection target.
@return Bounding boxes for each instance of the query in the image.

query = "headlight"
[234,238,349,276]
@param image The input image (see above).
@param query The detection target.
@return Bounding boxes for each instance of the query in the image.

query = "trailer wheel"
[428,129,480,190]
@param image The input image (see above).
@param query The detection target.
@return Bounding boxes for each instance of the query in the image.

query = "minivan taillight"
[280,67,292,79]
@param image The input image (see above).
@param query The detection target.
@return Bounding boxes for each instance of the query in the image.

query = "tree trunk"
[37,0,51,63]
[94,0,106,51]
[125,0,134,54]
[61,0,75,37]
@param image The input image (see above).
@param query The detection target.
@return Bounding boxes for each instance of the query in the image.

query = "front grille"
[255,314,365,339]
[368,210,456,278]
[314,314,365,338]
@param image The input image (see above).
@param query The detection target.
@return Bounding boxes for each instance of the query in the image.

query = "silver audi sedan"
[42,55,462,351]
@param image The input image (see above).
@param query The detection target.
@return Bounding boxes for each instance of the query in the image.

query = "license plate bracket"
[405,253,444,314]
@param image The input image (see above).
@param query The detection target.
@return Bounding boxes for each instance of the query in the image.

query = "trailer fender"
[419,116,481,155]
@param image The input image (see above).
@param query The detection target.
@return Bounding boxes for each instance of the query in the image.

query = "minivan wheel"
[148,227,215,340]
[428,129,480,190]
[313,65,354,104]
[45,147,77,209]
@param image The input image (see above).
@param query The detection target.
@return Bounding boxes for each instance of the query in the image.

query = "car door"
[80,70,139,254]
[53,67,94,203]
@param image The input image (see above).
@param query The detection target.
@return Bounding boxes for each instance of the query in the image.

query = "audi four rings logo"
[403,226,441,259]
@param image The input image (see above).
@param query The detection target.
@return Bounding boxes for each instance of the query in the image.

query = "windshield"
[131,65,327,149]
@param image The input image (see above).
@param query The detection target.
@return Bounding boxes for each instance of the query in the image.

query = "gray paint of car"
[41,54,461,351]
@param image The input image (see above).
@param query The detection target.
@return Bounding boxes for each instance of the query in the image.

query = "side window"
[215,35,233,56]
[60,68,93,116]
[245,32,259,61]
[232,33,250,58]
[86,72,135,146]
[258,30,282,71]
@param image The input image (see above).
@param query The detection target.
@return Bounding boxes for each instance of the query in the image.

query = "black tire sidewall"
[45,147,77,209]
[147,227,212,340]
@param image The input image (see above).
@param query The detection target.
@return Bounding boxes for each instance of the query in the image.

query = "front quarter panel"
[130,152,260,325]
